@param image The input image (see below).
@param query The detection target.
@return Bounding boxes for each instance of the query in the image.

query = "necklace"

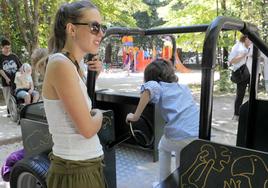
[61,50,83,78]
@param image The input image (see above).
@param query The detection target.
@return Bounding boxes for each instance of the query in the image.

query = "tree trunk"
[11,0,39,56]
[11,0,40,84]
[0,0,11,38]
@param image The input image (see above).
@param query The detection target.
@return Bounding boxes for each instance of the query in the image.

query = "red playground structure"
[121,35,190,73]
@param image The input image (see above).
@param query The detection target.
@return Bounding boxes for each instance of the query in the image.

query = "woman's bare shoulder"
[43,54,77,99]
[46,54,75,74]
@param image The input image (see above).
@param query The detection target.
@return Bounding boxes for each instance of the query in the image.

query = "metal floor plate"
[115,144,176,188]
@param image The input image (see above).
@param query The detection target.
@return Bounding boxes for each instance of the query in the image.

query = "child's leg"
[159,148,171,181]
[158,136,172,181]
[175,138,196,168]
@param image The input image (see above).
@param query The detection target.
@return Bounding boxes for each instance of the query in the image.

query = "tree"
[0,0,149,62]
[11,0,40,56]
[92,0,149,27]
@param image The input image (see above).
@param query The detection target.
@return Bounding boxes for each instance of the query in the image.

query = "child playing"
[14,63,39,104]
[126,59,199,183]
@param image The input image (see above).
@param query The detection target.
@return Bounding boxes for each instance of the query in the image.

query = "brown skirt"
[46,153,106,188]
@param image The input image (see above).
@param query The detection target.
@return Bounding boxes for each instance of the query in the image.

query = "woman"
[229,35,252,121]
[42,1,106,187]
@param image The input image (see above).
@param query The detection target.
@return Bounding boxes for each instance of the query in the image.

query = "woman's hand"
[126,113,140,124]
[91,108,103,118]
[85,56,103,73]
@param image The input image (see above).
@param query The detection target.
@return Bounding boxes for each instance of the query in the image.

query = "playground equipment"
[8,16,268,188]
[120,34,190,72]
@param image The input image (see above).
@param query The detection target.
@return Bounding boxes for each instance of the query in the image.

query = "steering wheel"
[129,115,154,148]
[106,115,155,149]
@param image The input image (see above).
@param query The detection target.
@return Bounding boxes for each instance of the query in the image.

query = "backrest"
[237,100,268,152]
[179,139,268,188]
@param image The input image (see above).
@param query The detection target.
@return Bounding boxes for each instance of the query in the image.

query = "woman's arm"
[46,60,103,138]
[229,52,247,65]
[126,90,150,122]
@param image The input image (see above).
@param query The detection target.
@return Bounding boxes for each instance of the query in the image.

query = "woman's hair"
[48,1,97,53]
[239,35,248,43]
[144,59,178,83]
[31,48,49,75]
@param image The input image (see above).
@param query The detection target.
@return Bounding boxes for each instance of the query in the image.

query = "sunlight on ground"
[98,70,220,86]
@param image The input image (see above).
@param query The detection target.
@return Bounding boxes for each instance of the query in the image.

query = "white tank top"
[43,53,103,160]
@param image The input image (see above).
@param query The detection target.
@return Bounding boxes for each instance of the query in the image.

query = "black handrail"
[145,25,209,35]
[104,27,145,38]
[200,16,246,140]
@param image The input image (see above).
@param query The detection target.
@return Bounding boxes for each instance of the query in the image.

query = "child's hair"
[1,39,11,47]
[144,59,178,83]
[21,63,32,75]
[48,1,97,53]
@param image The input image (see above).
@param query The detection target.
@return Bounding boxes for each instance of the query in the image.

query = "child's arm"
[126,89,150,123]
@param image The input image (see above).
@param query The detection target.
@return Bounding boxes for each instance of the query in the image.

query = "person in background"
[0,38,22,116]
[42,1,105,187]
[228,35,252,121]
[14,63,39,104]
[126,59,199,185]
[262,55,268,93]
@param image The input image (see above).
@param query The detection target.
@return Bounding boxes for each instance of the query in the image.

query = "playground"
[1,15,268,187]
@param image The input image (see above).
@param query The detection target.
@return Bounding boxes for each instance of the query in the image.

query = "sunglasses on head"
[72,21,107,35]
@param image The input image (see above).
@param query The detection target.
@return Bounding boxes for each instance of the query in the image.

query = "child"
[14,63,39,104]
[126,59,199,182]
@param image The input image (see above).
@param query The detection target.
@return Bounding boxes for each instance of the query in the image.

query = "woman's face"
[74,9,104,55]
[244,38,252,48]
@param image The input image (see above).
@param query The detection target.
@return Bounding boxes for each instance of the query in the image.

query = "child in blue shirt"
[126,59,199,182]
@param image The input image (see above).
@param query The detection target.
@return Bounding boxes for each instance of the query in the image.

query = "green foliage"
[92,0,149,27]
[157,0,217,52]
[1,0,268,65]
[157,0,268,55]
[214,66,236,94]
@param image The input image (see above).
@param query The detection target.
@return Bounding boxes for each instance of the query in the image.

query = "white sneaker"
[152,181,159,188]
